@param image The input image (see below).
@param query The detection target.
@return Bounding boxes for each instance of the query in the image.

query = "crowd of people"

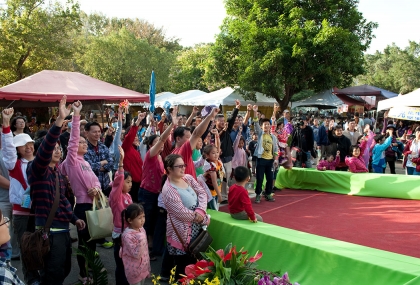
[0,96,418,285]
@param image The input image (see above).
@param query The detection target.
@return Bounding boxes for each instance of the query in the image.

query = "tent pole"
[100,100,105,128]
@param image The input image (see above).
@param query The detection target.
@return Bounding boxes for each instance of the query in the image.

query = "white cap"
[13,134,34,147]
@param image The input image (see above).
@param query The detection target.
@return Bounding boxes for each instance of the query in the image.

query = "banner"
[388,106,420,121]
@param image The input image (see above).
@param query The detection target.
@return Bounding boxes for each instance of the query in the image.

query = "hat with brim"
[13,134,35,147]
[386,124,396,130]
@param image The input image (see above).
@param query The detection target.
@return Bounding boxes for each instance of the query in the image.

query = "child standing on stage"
[120,203,150,285]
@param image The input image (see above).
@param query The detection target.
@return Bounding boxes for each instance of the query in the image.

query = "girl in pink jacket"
[120,203,150,285]
[109,146,133,285]
[345,138,369,173]
[317,151,340,171]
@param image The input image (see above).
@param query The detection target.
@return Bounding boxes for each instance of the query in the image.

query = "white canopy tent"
[174,87,279,107]
[377,88,420,111]
[154,92,178,107]
[171,90,208,105]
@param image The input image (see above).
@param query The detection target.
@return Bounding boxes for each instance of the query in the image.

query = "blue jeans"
[372,164,384,173]
[295,151,312,168]
[406,167,415,175]
[255,158,274,196]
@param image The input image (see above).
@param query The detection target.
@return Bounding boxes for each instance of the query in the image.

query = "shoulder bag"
[86,190,113,241]
[21,174,61,271]
[169,214,213,259]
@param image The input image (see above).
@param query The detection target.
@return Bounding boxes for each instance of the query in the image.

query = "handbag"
[21,174,60,271]
[169,215,213,259]
[86,191,113,241]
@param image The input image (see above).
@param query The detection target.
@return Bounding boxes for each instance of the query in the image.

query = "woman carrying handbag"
[161,154,210,279]
[59,100,103,283]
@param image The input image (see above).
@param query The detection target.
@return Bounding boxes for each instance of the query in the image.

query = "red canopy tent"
[0,70,149,107]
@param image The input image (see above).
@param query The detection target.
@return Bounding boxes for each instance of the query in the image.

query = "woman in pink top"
[109,146,133,285]
[59,101,102,281]
[139,107,179,258]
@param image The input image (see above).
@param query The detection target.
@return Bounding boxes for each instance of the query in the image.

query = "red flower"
[216,249,225,259]
[249,251,263,262]
[196,260,214,268]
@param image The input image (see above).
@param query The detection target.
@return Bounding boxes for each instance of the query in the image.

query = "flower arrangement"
[177,243,299,285]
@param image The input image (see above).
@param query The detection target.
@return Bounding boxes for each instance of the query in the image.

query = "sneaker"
[255,195,261,204]
[98,240,113,249]
[265,193,275,202]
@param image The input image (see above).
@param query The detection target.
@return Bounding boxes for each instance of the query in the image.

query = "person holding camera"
[291,116,315,168]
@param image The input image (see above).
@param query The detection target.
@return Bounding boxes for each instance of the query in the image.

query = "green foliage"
[207,0,377,110]
[76,245,107,285]
[0,0,82,86]
[358,41,420,94]
[169,44,212,93]
[77,28,176,93]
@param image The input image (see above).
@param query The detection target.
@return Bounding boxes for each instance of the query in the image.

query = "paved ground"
[11,161,406,284]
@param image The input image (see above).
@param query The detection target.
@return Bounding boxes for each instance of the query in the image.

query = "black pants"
[74,203,98,278]
[385,160,396,174]
[40,231,72,285]
[160,246,174,278]
[173,253,196,280]
[255,158,274,196]
[151,207,167,256]
[130,181,140,203]
[113,237,129,285]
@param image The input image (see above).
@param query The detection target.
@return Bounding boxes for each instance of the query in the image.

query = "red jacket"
[228,184,256,221]
[122,125,143,183]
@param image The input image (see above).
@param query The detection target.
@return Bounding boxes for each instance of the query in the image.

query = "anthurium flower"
[196,259,214,268]
[249,251,263,262]
[216,249,225,259]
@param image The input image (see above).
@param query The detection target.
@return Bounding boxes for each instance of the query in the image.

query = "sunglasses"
[172,164,187,169]
[0,216,10,227]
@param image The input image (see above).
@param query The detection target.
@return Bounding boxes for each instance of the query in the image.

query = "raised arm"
[65,101,83,166]
[122,111,146,151]
[252,105,262,136]
[210,128,220,154]
[242,104,252,126]
[150,107,179,157]
[185,106,199,127]
[226,100,241,132]
[110,106,123,162]
[1,108,17,170]
[190,107,219,151]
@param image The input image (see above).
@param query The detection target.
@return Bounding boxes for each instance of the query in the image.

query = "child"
[317,151,340,171]
[198,143,225,210]
[109,146,133,285]
[228,166,263,222]
[232,126,248,172]
[345,145,369,173]
[247,134,258,175]
[120,203,150,285]
[372,129,394,173]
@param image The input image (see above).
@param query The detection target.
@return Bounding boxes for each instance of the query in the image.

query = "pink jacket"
[345,156,368,173]
[120,227,150,284]
[109,170,133,234]
[232,131,247,169]
[317,156,340,171]
[162,174,209,251]
[60,116,101,204]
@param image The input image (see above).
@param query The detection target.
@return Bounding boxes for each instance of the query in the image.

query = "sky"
[72,0,419,54]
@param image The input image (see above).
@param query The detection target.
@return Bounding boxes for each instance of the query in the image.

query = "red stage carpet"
[221,189,420,258]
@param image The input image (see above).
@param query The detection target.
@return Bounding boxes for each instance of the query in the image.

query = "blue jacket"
[318,124,329,146]
[372,136,392,167]
[252,119,279,159]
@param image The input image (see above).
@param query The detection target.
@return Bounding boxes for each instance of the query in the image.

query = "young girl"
[345,144,369,173]
[109,146,133,285]
[120,203,150,285]
[317,151,340,171]
[232,126,248,171]
[197,130,225,210]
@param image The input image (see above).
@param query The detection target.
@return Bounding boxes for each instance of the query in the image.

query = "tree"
[169,44,212,93]
[77,28,175,93]
[358,42,420,94]
[206,0,377,111]
[0,0,81,86]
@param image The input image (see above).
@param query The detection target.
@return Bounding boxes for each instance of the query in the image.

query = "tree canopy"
[358,41,420,94]
[0,0,81,86]
[206,0,377,110]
